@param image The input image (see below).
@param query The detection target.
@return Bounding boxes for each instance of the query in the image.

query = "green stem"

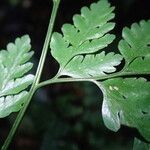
[1,1,60,150]
[37,78,92,89]
[36,71,150,89]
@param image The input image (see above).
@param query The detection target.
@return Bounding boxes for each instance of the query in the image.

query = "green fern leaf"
[50,0,121,77]
[100,78,150,141]
[119,20,150,73]
[62,52,122,78]
[0,35,34,118]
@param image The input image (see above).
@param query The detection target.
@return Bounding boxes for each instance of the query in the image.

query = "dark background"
[0,0,150,149]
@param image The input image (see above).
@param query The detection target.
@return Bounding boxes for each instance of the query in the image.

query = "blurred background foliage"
[0,0,150,149]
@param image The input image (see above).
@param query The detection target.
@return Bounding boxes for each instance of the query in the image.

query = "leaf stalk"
[36,71,150,89]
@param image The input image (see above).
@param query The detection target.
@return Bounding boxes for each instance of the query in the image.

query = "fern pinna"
[0,35,34,118]
[0,0,150,149]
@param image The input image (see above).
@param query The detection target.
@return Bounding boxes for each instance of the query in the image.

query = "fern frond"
[101,78,150,141]
[62,52,122,78]
[0,35,34,118]
[119,20,150,73]
[50,0,119,75]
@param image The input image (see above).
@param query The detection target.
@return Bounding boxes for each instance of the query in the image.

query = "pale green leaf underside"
[119,20,150,73]
[61,52,122,78]
[0,92,28,118]
[50,0,116,69]
[101,78,150,141]
[0,35,34,118]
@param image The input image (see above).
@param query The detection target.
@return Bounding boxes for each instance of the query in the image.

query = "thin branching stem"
[36,71,150,89]
[1,0,61,149]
